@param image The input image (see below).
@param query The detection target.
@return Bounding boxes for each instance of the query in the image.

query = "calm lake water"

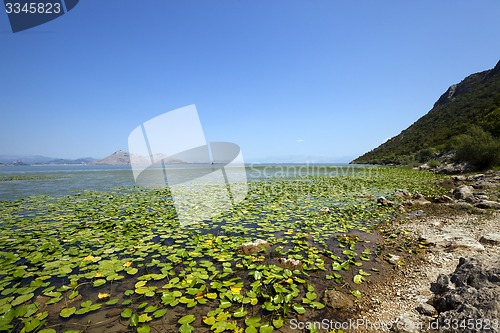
[0,164,374,201]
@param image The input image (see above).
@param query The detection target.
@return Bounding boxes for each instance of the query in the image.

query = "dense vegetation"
[352,60,500,169]
[0,167,445,333]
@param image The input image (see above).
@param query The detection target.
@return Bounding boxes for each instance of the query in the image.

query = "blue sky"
[1,0,499,162]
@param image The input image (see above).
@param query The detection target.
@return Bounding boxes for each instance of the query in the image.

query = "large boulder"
[430,255,500,333]
[420,227,485,252]
[453,185,475,201]
[436,163,473,175]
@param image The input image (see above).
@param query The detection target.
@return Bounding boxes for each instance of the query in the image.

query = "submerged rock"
[319,207,330,214]
[323,289,353,310]
[395,189,412,199]
[238,239,270,255]
[377,196,394,206]
[277,257,302,270]
[387,254,402,265]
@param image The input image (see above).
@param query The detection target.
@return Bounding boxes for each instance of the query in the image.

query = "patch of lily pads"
[0,167,446,332]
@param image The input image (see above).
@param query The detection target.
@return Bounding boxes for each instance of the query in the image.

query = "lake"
[0,165,445,333]
[0,164,376,201]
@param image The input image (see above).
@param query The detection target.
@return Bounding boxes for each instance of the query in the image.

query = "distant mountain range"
[0,150,186,166]
[0,154,96,166]
[352,60,500,169]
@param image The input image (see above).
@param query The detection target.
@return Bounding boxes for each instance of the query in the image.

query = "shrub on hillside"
[453,126,500,169]
[427,159,441,168]
[415,148,437,163]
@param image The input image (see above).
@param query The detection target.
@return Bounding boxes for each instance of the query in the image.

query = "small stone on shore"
[475,200,500,209]
[479,233,500,246]
[416,303,437,317]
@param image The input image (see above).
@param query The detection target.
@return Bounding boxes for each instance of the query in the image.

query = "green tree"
[454,126,500,169]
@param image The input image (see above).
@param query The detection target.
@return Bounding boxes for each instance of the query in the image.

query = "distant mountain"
[352,60,500,169]
[0,150,191,166]
[91,150,186,165]
[91,150,131,165]
[0,155,95,166]
[0,155,56,164]
[45,157,95,165]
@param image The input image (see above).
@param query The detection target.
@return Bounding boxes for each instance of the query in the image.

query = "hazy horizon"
[0,151,357,164]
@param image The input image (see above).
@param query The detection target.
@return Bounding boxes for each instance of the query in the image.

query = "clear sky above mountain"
[1,0,499,162]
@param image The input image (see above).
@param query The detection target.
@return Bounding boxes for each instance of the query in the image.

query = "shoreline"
[354,211,499,333]
[354,171,500,333]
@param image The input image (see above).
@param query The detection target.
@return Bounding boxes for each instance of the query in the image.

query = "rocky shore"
[357,171,500,333]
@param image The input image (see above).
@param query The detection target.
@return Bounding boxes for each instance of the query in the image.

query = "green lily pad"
[351,289,362,298]
[93,279,106,287]
[233,308,247,318]
[152,308,167,318]
[60,307,76,318]
[11,293,34,306]
[179,323,194,333]
[24,318,42,332]
[137,324,150,333]
[292,304,305,314]
[130,313,139,327]
[178,314,195,325]
[272,317,283,328]
[69,290,79,300]
[306,292,317,300]
[259,324,274,333]
[127,268,138,275]
[121,308,133,318]
[353,274,363,284]
[105,298,119,305]
[139,313,152,323]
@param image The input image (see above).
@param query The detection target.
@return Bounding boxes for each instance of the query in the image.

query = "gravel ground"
[355,211,500,333]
